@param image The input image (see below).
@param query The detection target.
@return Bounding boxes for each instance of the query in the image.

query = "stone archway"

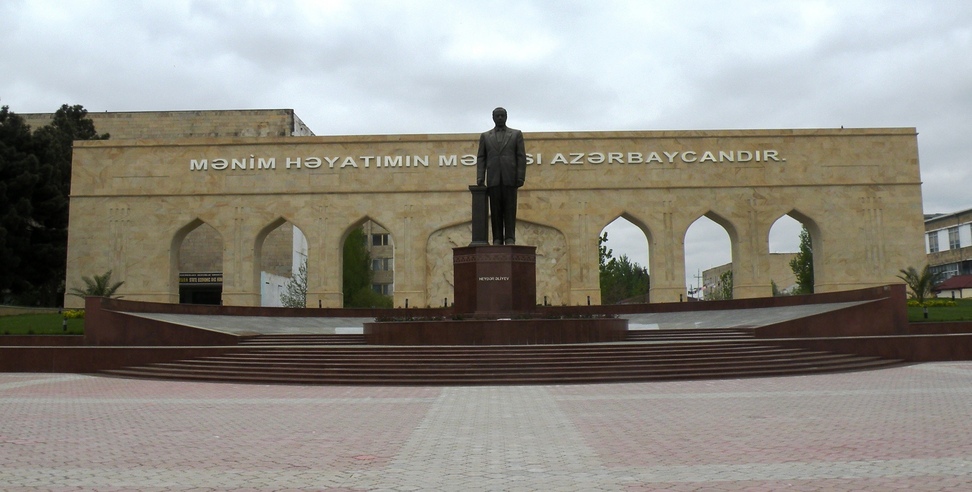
[255,218,308,307]
[172,219,223,305]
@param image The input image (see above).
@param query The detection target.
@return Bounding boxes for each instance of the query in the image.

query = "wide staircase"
[99,328,902,385]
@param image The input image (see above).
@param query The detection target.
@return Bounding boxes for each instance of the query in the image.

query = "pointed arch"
[768,209,823,294]
[340,216,396,307]
[598,212,652,304]
[170,218,223,304]
[255,217,309,307]
[683,211,737,300]
[768,214,803,253]
[599,212,654,246]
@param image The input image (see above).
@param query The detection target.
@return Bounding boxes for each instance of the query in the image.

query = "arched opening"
[769,211,819,295]
[257,219,308,307]
[768,214,803,295]
[342,218,394,308]
[599,215,650,304]
[362,220,395,299]
[684,214,733,300]
[175,220,223,305]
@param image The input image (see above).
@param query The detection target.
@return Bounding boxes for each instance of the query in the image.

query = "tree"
[705,269,733,300]
[789,226,814,294]
[280,257,308,308]
[598,232,613,270]
[598,232,650,304]
[896,265,942,306]
[0,107,41,302]
[343,226,392,308]
[0,104,108,306]
[26,105,109,306]
[67,270,124,298]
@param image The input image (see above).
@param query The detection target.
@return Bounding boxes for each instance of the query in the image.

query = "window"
[372,234,390,246]
[371,258,393,271]
[932,263,959,280]
[928,232,939,253]
[372,283,393,295]
[949,227,961,250]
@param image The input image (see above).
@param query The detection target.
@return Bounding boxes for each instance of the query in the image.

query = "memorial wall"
[64,127,925,308]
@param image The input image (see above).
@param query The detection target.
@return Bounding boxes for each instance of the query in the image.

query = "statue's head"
[492,107,508,127]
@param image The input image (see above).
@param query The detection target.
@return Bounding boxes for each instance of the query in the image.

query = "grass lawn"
[907,298,972,323]
[0,313,84,335]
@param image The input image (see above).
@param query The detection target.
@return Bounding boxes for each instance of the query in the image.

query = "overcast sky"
[3,0,970,294]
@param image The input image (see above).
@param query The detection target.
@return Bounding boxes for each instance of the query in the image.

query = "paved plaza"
[2,363,971,491]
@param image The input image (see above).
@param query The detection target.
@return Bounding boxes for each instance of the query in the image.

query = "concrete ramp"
[124,301,871,335]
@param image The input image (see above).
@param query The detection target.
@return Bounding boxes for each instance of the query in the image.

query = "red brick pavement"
[1,363,970,491]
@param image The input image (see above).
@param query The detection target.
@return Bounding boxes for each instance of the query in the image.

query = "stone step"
[625,328,754,340]
[236,328,755,346]
[100,336,902,385]
[102,356,900,385]
[148,351,864,374]
[199,346,803,364]
[239,334,366,345]
[231,339,761,354]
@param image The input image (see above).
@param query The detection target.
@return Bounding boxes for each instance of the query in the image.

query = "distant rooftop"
[925,207,972,224]
[18,108,314,140]
[933,274,972,292]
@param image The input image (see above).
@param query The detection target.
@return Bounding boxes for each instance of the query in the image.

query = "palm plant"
[896,265,942,305]
[68,270,125,298]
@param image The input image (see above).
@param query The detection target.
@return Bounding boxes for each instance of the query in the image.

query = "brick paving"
[1,363,971,491]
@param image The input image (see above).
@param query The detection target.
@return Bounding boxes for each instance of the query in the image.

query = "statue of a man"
[476,107,526,245]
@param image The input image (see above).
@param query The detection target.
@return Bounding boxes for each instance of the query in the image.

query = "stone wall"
[64,128,925,308]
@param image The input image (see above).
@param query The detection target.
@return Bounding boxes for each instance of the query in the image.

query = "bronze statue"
[476,107,526,245]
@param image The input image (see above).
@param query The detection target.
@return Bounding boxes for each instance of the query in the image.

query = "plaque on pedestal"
[453,245,537,316]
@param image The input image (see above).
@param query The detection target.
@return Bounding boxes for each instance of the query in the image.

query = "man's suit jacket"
[476,127,526,187]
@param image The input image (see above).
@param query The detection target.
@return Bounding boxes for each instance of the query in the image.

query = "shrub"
[64,309,85,319]
[907,299,957,308]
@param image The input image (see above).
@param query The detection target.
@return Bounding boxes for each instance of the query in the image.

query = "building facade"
[925,208,972,279]
[63,123,926,308]
[23,109,314,305]
[703,253,798,300]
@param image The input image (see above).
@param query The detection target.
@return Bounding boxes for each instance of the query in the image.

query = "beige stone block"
[65,128,925,307]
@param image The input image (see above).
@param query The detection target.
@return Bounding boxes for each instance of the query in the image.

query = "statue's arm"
[515,130,526,187]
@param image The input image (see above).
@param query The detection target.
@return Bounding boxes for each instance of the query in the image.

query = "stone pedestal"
[364,243,627,347]
[453,245,537,316]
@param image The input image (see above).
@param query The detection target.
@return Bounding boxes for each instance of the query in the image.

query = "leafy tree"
[788,226,814,294]
[896,265,942,306]
[343,226,393,308]
[0,107,41,302]
[280,257,308,308]
[705,269,733,300]
[598,232,613,269]
[67,270,124,298]
[598,232,650,304]
[0,104,108,306]
[27,105,109,306]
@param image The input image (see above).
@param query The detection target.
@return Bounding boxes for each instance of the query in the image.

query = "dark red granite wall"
[0,346,238,372]
[365,318,627,345]
[84,296,241,346]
